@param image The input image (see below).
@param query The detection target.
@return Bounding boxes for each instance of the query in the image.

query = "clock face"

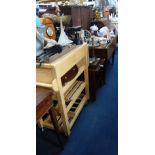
[46,27,53,37]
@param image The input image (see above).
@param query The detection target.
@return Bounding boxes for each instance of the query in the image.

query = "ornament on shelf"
[58,15,73,46]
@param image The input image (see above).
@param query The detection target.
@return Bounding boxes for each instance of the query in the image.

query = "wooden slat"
[66,82,85,112]
[36,82,53,88]
[68,109,75,117]
[69,95,87,129]
[65,81,82,101]
[70,82,84,100]
[36,79,58,92]
[64,81,79,100]
[40,114,62,129]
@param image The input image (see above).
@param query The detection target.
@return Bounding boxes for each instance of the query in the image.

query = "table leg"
[112,50,115,65]
[48,107,64,149]
[103,64,106,85]
[91,71,97,101]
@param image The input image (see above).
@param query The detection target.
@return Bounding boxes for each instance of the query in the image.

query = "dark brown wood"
[89,37,116,64]
[48,107,64,149]
[80,7,92,29]
[90,20,106,29]
[89,59,106,101]
[71,7,82,27]
[61,65,78,86]
[36,86,64,149]
[36,87,52,122]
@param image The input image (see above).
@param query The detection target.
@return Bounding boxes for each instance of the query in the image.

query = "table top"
[36,44,86,68]
[36,87,52,106]
[89,37,116,50]
[36,86,53,122]
[89,58,106,70]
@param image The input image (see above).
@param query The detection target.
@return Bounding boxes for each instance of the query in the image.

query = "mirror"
[46,27,53,37]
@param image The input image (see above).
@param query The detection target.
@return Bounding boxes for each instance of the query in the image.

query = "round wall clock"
[46,26,54,37]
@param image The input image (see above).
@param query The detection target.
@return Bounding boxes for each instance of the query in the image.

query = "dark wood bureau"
[71,6,94,29]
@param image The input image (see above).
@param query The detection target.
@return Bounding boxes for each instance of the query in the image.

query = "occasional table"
[88,58,106,101]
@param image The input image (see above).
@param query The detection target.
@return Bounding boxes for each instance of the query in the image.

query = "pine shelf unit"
[36,43,89,136]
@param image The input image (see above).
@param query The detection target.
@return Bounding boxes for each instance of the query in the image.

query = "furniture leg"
[112,50,115,65]
[48,107,64,149]
[103,64,106,84]
[91,71,97,101]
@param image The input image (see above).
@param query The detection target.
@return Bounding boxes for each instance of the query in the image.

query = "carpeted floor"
[36,47,118,155]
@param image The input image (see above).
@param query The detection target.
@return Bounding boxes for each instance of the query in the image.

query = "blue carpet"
[36,48,118,155]
[60,48,118,155]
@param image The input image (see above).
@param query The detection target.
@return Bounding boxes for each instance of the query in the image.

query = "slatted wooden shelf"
[68,94,87,129]
[65,81,85,112]
[40,114,64,132]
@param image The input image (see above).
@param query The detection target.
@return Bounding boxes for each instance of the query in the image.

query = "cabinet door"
[81,7,90,29]
[80,7,91,29]
[71,7,82,27]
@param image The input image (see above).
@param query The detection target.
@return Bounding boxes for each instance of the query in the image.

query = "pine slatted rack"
[36,43,89,136]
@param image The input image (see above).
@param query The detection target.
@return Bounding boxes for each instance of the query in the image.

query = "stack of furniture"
[89,58,106,101]
[36,43,89,136]
[88,37,117,100]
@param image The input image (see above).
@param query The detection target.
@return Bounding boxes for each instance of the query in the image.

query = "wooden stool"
[36,86,64,149]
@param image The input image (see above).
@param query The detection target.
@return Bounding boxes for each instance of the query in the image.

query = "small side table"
[36,87,64,149]
[89,58,106,101]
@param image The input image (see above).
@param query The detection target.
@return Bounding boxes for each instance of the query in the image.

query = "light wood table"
[36,43,89,136]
